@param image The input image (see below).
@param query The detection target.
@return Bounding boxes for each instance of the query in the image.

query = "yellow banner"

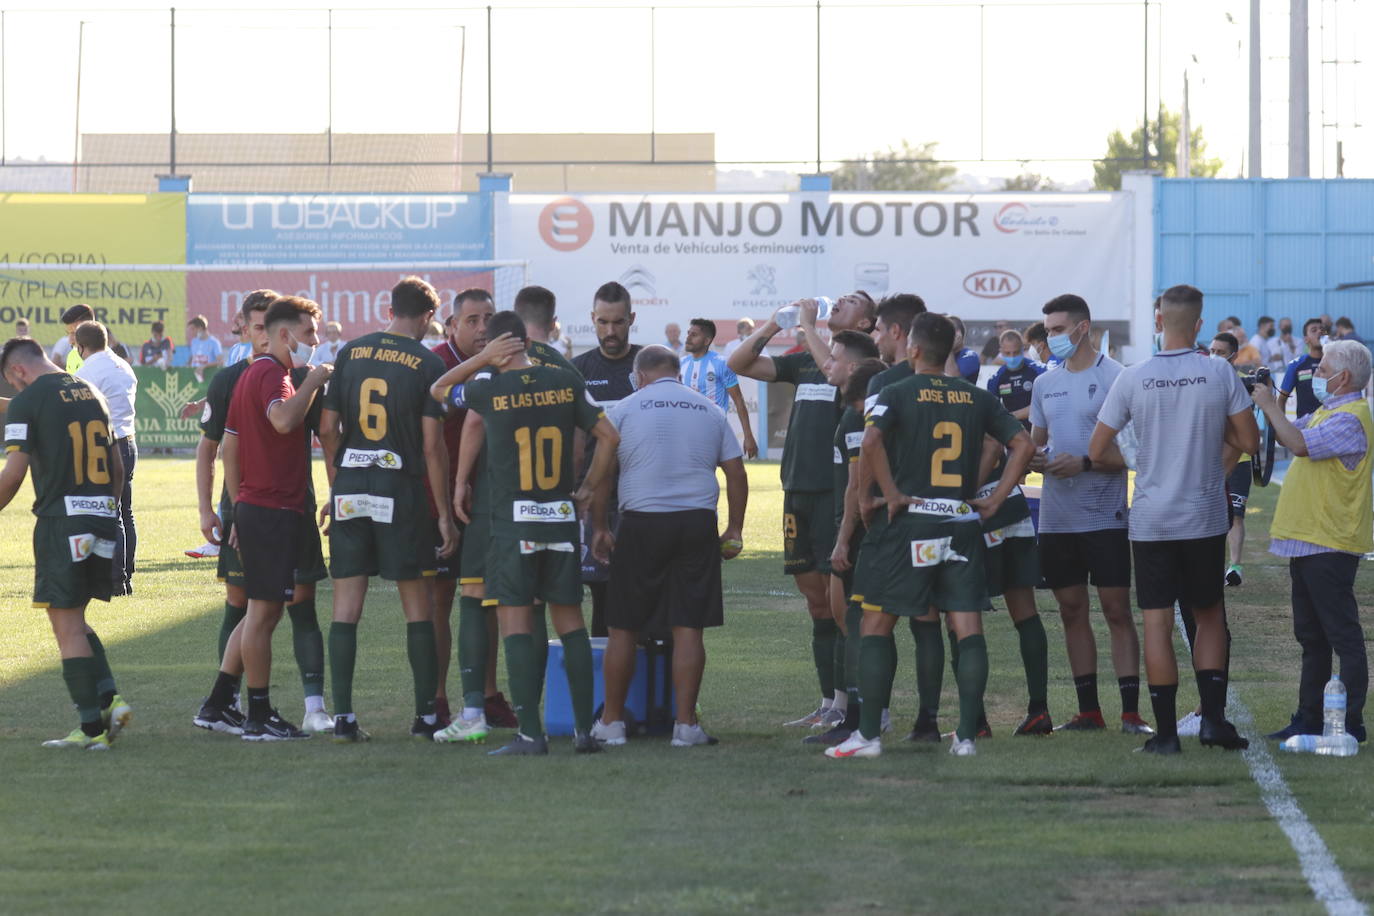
[0,193,186,350]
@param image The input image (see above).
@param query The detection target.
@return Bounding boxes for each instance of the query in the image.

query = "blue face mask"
[1004,354,1024,370]
[1312,374,1334,403]
[1047,325,1080,361]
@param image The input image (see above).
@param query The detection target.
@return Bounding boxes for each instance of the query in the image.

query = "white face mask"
[288,333,314,368]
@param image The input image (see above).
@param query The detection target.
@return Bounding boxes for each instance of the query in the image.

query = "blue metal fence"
[1155,179,1374,335]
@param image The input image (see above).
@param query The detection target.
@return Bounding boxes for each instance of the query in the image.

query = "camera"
[1240,366,1271,393]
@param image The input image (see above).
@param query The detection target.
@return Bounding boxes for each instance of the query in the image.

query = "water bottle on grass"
[1280,676,1359,757]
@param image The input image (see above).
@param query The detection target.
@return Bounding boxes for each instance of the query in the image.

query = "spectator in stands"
[185,314,223,382]
[141,321,174,368]
[311,321,345,365]
[1253,339,1371,745]
[664,322,686,357]
[1334,317,1365,347]
[422,319,445,348]
[15,319,29,338]
[1267,318,1300,375]
[224,313,251,366]
[722,319,754,360]
[1232,327,1262,369]
[1280,318,1325,419]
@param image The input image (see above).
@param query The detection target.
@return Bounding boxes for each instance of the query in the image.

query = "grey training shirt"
[1096,348,1251,542]
[608,377,743,513]
[1029,354,1128,533]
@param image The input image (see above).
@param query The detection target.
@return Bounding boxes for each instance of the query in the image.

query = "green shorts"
[485,536,582,608]
[847,511,888,605]
[459,501,491,586]
[984,533,1039,598]
[33,515,116,609]
[783,489,835,576]
[328,468,438,582]
[860,517,989,616]
[217,499,328,587]
[433,518,463,581]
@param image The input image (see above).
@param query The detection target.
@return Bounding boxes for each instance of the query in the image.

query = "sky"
[0,0,1367,187]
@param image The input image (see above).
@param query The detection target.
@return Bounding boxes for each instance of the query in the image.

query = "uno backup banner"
[497,192,1134,346]
[0,193,186,345]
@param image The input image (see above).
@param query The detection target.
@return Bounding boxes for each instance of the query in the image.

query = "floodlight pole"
[169,7,177,177]
[73,19,85,192]
[1289,0,1310,177]
[486,5,493,175]
[1141,0,1149,170]
[815,0,821,175]
[1249,0,1262,176]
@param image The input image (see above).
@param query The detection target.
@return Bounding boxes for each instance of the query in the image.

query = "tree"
[829,140,956,191]
[1001,171,1059,192]
[1093,108,1223,190]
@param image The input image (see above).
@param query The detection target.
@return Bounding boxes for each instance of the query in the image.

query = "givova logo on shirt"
[514,499,574,523]
[1142,377,1207,390]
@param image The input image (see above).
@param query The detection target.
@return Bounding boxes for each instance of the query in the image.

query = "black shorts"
[1228,462,1252,513]
[783,489,835,576]
[1132,534,1226,610]
[329,469,438,582]
[234,502,303,602]
[1038,529,1131,590]
[607,510,724,631]
[217,498,326,588]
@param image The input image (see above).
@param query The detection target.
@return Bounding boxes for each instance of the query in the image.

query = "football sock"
[913,619,944,718]
[858,635,894,740]
[328,622,358,717]
[532,603,550,699]
[287,599,325,699]
[208,670,238,709]
[1196,668,1227,724]
[457,596,488,710]
[955,635,989,742]
[947,627,961,679]
[502,633,544,739]
[560,627,595,734]
[1015,614,1050,714]
[246,687,270,722]
[406,621,438,719]
[61,656,101,731]
[813,618,839,701]
[842,687,861,730]
[1074,672,1100,714]
[85,631,118,704]
[844,601,862,692]
[1118,675,1141,716]
[1148,682,1179,738]
[833,632,847,703]
[219,602,246,663]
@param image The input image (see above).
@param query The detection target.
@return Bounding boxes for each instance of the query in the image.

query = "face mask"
[288,334,314,368]
[1047,325,1080,361]
[1311,373,1339,403]
[1004,355,1024,370]
[1210,353,1230,362]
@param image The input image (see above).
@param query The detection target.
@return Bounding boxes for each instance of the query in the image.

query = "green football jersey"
[462,364,603,541]
[865,360,914,399]
[323,331,445,477]
[979,453,1032,533]
[866,373,1023,533]
[528,339,577,373]
[774,350,840,493]
[5,373,118,518]
[832,406,864,527]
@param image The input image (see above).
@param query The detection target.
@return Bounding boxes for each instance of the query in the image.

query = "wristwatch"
[1081,455,1093,473]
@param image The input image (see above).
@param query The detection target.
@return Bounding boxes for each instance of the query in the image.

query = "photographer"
[1251,339,1371,744]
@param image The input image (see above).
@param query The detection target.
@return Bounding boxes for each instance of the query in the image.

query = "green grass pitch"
[1,458,1371,913]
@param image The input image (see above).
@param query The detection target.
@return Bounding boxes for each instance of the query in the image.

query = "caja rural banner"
[0,193,186,346]
[185,194,494,339]
[497,192,1134,347]
[133,366,215,448]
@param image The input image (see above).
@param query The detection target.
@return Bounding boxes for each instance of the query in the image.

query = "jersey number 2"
[359,378,387,442]
[67,420,111,485]
[930,421,962,487]
[515,426,562,490]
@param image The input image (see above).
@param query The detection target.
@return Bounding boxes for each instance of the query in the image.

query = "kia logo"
[963,270,1021,299]
[538,198,594,252]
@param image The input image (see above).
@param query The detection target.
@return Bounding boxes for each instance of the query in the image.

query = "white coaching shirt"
[75,348,138,439]
[608,377,743,513]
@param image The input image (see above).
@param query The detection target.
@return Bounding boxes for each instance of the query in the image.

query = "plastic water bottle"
[1324,675,1347,737]
[775,297,833,329]
[1280,733,1359,756]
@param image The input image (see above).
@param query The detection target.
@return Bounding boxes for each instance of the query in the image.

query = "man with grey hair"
[1252,338,1372,744]
[590,345,747,748]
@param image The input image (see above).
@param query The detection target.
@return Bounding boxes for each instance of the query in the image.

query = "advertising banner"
[133,366,214,448]
[0,193,186,346]
[186,194,490,264]
[185,267,504,341]
[498,192,1134,348]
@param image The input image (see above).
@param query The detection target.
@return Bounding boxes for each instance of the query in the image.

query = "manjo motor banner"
[186,194,492,340]
[497,192,1134,347]
[0,193,186,346]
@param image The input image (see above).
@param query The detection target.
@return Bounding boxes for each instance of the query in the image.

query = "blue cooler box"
[544,637,676,736]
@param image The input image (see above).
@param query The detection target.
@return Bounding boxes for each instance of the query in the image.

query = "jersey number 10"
[515,425,563,491]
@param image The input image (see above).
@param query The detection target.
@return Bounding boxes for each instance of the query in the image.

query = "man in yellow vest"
[1251,339,1372,744]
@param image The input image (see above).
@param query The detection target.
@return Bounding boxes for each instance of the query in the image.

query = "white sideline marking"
[1174,609,1367,915]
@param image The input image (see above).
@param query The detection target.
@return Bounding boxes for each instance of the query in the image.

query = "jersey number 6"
[359,378,388,442]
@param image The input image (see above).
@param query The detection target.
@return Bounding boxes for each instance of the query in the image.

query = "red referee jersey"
[225,354,309,513]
